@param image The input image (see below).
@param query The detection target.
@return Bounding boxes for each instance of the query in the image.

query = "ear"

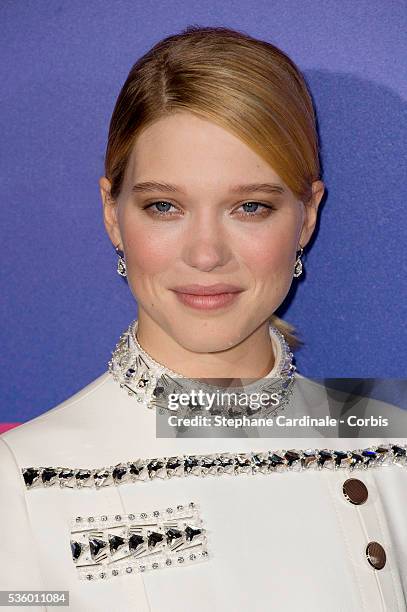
[99,176,123,249]
[298,180,325,248]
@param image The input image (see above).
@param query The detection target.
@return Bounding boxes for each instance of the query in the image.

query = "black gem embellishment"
[70,541,82,561]
[302,450,317,469]
[317,450,333,466]
[284,450,300,466]
[166,457,182,472]
[185,525,202,542]
[235,455,251,470]
[112,466,128,481]
[148,531,164,548]
[184,456,200,473]
[166,528,183,545]
[252,453,269,470]
[392,445,406,457]
[334,451,349,467]
[129,534,144,552]
[147,459,165,476]
[129,462,145,477]
[362,450,377,466]
[59,468,74,481]
[109,535,125,554]
[350,452,364,467]
[41,467,58,483]
[153,385,165,397]
[269,453,285,468]
[94,469,110,485]
[137,375,150,388]
[89,537,107,560]
[76,469,91,481]
[201,456,218,471]
[23,468,39,487]
[218,455,234,469]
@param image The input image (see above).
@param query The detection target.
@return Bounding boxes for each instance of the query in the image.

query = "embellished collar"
[127,318,292,378]
[107,319,297,416]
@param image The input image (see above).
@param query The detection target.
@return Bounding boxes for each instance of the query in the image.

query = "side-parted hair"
[104,25,322,349]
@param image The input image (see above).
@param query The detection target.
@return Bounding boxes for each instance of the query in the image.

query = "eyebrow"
[131,181,286,195]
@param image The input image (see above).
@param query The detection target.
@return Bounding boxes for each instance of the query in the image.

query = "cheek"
[238,228,295,277]
[123,225,178,274]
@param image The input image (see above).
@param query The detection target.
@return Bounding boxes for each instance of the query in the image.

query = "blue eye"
[242,202,260,213]
[237,202,276,218]
[144,201,275,218]
[145,201,177,216]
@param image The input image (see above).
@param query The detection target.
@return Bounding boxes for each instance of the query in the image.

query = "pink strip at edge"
[0,423,20,434]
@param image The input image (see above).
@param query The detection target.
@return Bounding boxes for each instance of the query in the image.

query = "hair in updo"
[104,25,322,349]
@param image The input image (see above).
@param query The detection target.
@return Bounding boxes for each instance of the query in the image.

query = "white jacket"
[1,363,406,611]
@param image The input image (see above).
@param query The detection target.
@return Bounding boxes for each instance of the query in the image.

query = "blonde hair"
[105,25,322,350]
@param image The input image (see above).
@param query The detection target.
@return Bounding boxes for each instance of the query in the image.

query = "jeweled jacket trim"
[70,501,208,581]
[22,443,407,490]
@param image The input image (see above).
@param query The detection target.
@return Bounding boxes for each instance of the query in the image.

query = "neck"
[134,310,276,381]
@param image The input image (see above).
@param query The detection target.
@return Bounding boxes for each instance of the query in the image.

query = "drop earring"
[115,244,127,277]
[293,246,304,278]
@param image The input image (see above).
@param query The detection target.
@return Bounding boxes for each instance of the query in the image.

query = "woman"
[1,25,406,612]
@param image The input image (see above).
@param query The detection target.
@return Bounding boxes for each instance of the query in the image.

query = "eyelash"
[143,201,276,218]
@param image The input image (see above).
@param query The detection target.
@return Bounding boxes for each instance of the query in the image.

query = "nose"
[181,212,232,272]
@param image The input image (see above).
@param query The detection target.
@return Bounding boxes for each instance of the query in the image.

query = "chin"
[168,320,248,353]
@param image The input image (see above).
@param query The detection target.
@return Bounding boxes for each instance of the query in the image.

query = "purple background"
[1,1,406,423]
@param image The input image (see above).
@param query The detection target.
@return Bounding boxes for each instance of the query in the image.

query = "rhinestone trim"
[22,443,407,490]
[70,501,208,581]
[107,319,297,417]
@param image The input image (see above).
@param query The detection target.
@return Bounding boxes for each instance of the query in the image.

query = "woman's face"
[101,111,323,353]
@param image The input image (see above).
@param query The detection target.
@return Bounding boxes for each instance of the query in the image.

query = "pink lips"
[171,283,244,310]
[172,283,243,295]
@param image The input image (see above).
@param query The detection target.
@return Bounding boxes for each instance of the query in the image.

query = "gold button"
[366,541,386,569]
[342,478,368,505]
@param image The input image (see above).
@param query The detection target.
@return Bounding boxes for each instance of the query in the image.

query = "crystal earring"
[293,246,304,278]
[115,244,127,277]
